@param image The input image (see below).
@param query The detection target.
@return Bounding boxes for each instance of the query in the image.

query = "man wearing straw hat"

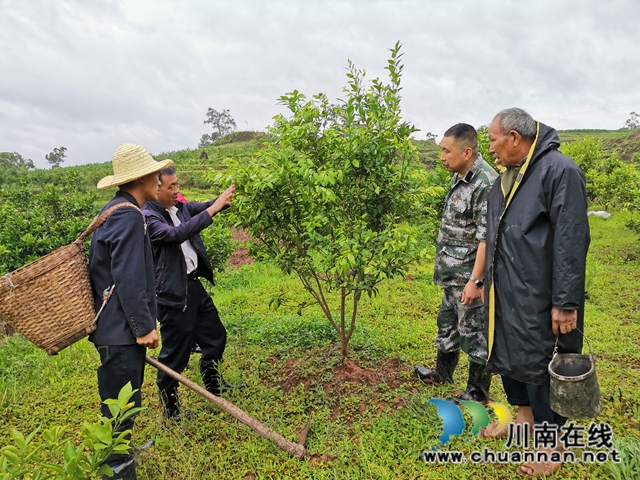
[482,108,590,477]
[89,143,173,480]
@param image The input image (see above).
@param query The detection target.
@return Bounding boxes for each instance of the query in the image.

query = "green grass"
[1,213,639,479]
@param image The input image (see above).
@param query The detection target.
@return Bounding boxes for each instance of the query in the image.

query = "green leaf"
[97,464,114,476]
[107,403,120,419]
[10,430,26,450]
[119,407,143,422]
[63,441,78,463]
[117,382,134,405]
[0,451,20,466]
[93,424,113,444]
[346,253,355,266]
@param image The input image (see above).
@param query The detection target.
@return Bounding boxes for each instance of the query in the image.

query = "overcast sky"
[2,0,639,168]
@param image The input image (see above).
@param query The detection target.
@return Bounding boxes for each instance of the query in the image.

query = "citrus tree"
[225,44,434,358]
[0,172,98,276]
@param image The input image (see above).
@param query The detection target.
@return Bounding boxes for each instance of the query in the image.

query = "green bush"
[200,221,234,277]
[561,136,640,210]
[477,126,500,171]
[0,182,99,275]
[0,383,140,479]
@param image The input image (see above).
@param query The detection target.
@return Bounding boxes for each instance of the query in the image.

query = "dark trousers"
[502,376,567,427]
[156,278,227,392]
[95,343,146,467]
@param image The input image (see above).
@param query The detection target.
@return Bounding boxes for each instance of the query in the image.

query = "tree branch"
[296,271,338,332]
[340,287,346,337]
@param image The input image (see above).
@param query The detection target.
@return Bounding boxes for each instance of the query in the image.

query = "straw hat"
[97,143,174,190]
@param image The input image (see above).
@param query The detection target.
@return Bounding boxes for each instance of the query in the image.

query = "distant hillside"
[556,129,630,142]
[599,129,640,162]
[411,139,440,167]
[558,128,640,162]
[7,127,636,198]
[152,131,269,192]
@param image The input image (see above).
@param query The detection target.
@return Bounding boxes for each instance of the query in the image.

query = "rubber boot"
[101,457,136,480]
[201,360,246,396]
[415,350,460,385]
[159,388,191,421]
[455,362,492,404]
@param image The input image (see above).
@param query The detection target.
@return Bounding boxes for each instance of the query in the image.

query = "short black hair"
[443,123,478,154]
[118,170,163,191]
[118,179,137,191]
[158,166,176,182]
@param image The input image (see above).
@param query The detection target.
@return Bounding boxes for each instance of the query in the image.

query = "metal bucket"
[548,334,602,419]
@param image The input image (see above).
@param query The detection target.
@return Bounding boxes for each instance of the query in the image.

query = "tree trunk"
[340,331,349,359]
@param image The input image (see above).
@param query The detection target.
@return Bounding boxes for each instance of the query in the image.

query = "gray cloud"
[1,0,639,168]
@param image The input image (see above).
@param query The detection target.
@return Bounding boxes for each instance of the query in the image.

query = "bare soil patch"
[308,453,336,466]
[228,228,255,268]
[263,352,416,423]
[230,227,253,243]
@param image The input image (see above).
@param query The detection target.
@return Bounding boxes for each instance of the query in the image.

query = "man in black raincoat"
[483,108,590,477]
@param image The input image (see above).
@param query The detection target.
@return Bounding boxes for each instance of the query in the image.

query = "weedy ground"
[1,213,639,479]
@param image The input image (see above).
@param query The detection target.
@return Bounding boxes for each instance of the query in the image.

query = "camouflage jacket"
[433,154,498,286]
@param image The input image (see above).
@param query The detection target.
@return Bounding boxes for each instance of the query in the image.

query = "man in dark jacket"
[483,108,590,477]
[89,143,173,479]
[142,166,241,420]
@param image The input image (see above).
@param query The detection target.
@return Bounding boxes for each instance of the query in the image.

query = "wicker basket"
[0,203,143,355]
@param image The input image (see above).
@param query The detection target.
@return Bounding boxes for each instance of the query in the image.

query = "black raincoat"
[484,123,590,385]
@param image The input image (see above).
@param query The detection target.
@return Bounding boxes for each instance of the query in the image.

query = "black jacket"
[88,191,157,345]
[484,123,591,385]
[142,200,215,309]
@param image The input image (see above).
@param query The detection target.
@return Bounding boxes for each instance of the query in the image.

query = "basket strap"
[92,284,116,326]
[74,203,146,244]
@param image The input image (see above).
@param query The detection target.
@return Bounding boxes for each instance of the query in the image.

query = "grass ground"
[1,212,639,479]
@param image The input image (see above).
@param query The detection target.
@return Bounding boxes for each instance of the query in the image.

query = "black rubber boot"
[159,388,191,421]
[415,350,460,385]
[101,457,136,480]
[201,361,246,396]
[455,362,492,404]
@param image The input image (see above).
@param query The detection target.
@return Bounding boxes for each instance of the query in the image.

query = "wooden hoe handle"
[145,355,306,458]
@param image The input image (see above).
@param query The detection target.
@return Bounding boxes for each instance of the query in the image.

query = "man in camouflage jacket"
[415,123,498,403]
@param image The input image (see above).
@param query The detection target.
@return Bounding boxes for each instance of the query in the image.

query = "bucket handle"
[553,327,595,359]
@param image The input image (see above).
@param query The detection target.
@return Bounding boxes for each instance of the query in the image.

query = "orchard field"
[2,127,640,478]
